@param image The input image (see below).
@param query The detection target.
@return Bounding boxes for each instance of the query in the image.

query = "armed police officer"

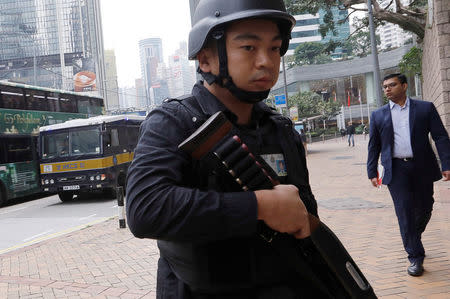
[126,0,323,297]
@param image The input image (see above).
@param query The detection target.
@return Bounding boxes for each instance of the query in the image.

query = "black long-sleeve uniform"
[126,82,318,298]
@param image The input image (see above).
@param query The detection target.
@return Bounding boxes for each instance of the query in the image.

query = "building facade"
[422,0,450,132]
[376,0,413,50]
[138,37,166,106]
[271,45,416,124]
[286,8,350,57]
[166,42,196,98]
[135,78,147,109]
[118,86,137,109]
[104,49,119,111]
[287,14,322,56]
[0,0,106,99]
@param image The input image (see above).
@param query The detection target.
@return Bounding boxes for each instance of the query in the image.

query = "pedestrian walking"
[363,124,368,140]
[367,73,450,277]
[347,122,355,147]
[340,128,346,140]
[125,1,329,297]
[300,128,308,155]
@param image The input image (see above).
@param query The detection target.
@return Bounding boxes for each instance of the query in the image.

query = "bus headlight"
[96,175,101,180]
[90,176,94,181]
[50,179,54,184]
[41,179,45,185]
[44,179,49,185]
[100,174,106,181]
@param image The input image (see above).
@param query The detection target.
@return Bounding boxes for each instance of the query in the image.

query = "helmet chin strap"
[198,29,270,104]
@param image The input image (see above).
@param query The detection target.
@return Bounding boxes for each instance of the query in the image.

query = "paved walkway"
[0,136,449,298]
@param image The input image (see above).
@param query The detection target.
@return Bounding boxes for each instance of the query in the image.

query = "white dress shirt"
[390,98,414,159]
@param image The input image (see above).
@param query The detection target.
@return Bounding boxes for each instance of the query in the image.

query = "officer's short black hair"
[383,73,407,84]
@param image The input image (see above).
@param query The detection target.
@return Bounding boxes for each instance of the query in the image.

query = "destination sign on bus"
[0,109,86,134]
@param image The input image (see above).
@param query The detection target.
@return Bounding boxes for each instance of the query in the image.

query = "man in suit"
[367,73,450,277]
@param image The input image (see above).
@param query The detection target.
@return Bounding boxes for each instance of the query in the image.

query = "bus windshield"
[42,128,101,159]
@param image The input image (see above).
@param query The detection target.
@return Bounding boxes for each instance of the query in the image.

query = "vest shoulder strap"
[164,94,207,123]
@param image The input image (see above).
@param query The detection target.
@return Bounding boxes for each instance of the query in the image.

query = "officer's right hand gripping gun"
[179,111,377,299]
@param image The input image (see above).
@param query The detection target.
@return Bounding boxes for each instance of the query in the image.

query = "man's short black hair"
[383,73,407,84]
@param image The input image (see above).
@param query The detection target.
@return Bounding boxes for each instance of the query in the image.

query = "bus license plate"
[63,185,80,191]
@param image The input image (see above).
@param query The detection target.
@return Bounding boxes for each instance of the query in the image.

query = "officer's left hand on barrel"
[255,184,311,239]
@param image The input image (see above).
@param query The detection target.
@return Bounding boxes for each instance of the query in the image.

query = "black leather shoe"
[407,262,424,276]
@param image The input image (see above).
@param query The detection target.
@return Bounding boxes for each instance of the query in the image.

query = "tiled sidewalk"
[0,136,448,298]
[307,137,450,299]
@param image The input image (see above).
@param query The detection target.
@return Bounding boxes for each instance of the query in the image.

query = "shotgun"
[179,111,377,299]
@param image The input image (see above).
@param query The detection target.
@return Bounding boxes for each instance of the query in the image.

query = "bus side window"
[6,137,33,163]
[1,93,18,109]
[59,96,77,113]
[26,91,48,111]
[111,129,119,147]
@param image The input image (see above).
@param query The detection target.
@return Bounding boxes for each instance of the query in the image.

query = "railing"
[307,132,368,144]
[309,133,338,143]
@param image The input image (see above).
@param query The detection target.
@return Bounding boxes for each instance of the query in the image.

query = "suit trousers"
[387,159,434,263]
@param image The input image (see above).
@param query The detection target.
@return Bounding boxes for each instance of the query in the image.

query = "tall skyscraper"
[118,86,137,109]
[138,37,165,106]
[0,0,106,99]
[376,0,413,50]
[135,78,147,109]
[167,42,196,98]
[104,49,119,111]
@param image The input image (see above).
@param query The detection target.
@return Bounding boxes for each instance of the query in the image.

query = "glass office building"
[286,8,350,57]
[0,0,106,98]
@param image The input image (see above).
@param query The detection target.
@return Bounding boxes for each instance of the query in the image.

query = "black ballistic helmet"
[188,0,295,104]
[188,0,295,59]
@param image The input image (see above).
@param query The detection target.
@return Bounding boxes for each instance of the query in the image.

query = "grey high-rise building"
[0,0,106,101]
[104,49,120,111]
[139,37,164,107]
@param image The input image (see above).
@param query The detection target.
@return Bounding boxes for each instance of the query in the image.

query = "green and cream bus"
[39,115,145,202]
[0,81,104,206]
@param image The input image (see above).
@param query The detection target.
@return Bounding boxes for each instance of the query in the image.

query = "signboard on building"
[289,106,298,122]
[73,57,97,92]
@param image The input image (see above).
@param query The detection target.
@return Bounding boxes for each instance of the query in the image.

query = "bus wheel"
[0,189,6,207]
[58,192,74,202]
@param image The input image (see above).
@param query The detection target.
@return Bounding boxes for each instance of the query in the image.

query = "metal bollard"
[117,186,126,228]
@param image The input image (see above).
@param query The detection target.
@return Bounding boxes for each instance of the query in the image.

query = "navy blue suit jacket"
[367,98,450,185]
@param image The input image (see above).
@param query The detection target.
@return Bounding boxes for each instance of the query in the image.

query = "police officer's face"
[210,19,282,92]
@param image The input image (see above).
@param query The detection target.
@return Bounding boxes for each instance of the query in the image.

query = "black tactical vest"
[158,95,318,294]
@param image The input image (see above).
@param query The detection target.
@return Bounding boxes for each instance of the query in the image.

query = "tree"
[292,42,328,66]
[316,99,342,122]
[398,46,423,77]
[342,17,381,57]
[285,0,427,41]
[288,91,341,122]
[289,91,322,118]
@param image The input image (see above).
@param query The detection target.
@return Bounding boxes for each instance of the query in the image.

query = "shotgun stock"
[179,111,377,299]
